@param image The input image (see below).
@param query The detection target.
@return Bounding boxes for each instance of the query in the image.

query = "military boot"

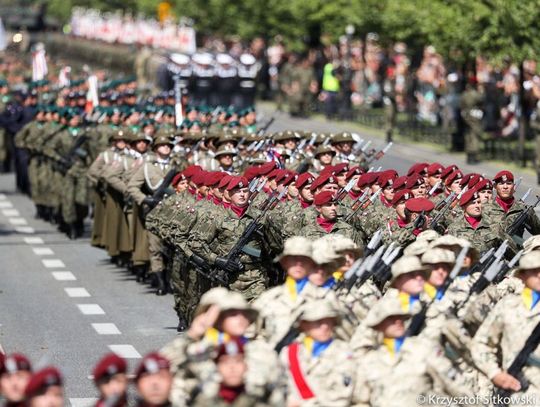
[156,271,167,296]
[177,316,188,332]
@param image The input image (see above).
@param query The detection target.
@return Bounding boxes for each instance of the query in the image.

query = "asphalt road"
[0,109,538,405]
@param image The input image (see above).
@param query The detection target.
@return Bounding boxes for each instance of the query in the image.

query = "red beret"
[135,352,170,382]
[296,173,315,189]
[281,172,298,186]
[218,174,233,189]
[93,353,127,384]
[391,189,412,206]
[441,165,459,180]
[377,170,398,188]
[182,165,202,179]
[426,162,443,176]
[407,162,428,176]
[320,165,336,176]
[227,176,249,191]
[258,161,278,176]
[171,172,187,187]
[460,189,480,207]
[310,173,338,191]
[345,166,363,180]
[314,191,336,206]
[444,170,463,186]
[392,175,408,191]
[493,170,514,183]
[25,367,62,398]
[243,166,259,181]
[405,197,434,213]
[1,353,31,375]
[475,179,493,191]
[191,170,207,186]
[468,174,484,189]
[205,172,226,187]
[459,173,473,187]
[332,162,349,175]
[405,174,425,189]
[357,172,379,188]
[266,168,281,180]
[275,170,293,184]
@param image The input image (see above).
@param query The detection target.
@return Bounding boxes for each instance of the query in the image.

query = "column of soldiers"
[6,60,540,405]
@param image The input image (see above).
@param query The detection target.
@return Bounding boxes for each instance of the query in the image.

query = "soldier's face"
[336,173,347,187]
[318,152,334,165]
[477,189,493,203]
[300,318,336,342]
[317,183,339,194]
[395,201,407,219]
[288,183,299,198]
[98,374,128,400]
[284,139,297,150]
[219,154,234,167]
[393,271,425,295]
[377,316,407,338]
[495,181,514,199]
[136,370,172,406]
[449,179,462,194]
[383,186,394,203]
[115,140,127,150]
[464,198,482,218]
[411,183,427,198]
[175,179,189,193]
[28,386,63,407]
[135,140,149,153]
[212,187,223,199]
[217,355,247,388]
[428,263,451,288]
[230,187,249,207]
[317,202,338,220]
[281,255,315,280]
[336,141,353,153]
[0,371,31,402]
[156,144,171,157]
[370,184,381,194]
[219,310,251,337]
[300,186,314,202]
[428,174,441,187]
[520,268,540,291]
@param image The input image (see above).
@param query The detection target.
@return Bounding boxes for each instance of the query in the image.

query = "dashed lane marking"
[24,237,44,244]
[15,226,35,234]
[2,209,20,217]
[51,271,77,281]
[77,304,105,315]
[9,217,27,225]
[0,201,12,208]
[64,287,90,297]
[108,344,141,359]
[32,247,54,256]
[69,398,98,407]
[0,193,6,200]
[42,259,65,268]
[92,323,121,335]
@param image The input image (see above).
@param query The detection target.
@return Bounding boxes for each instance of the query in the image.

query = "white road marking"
[32,247,54,256]
[77,304,105,315]
[0,193,6,200]
[42,259,65,268]
[15,226,34,234]
[69,398,98,407]
[0,202,12,208]
[64,287,90,297]
[2,209,20,217]
[108,344,141,359]
[24,237,44,244]
[52,271,76,281]
[9,217,27,225]
[92,323,121,335]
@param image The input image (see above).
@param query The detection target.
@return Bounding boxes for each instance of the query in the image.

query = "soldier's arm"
[185,211,219,264]
[126,164,148,205]
[103,161,128,195]
[525,208,540,235]
[86,152,106,186]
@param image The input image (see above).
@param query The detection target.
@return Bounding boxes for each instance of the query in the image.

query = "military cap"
[459,189,480,207]
[298,298,341,322]
[311,237,344,266]
[407,162,428,176]
[258,161,278,176]
[331,132,354,144]
[191,171,208,186]
[430,235,464,250]
[332,162,349,175]
[421,248,455,265]
[244,166,260,181]
[441,165,459,180]
[416,230,440,243]
[391,189,412,206]
[403,240,430,257]
[310,173,338,191]
[444,170,463,186]
[295,172,315,189]
[323,234,362,257]
[276,236,314,262]
[218,175,233,189]
[357,172,379,188]
[214,145,238,158]
[468,174,484,189]
[249,152,268,165]
[405,174,425,189]
[390,255,429,283]
[365,296,411,328]
[135,353,170,381]
[274,130,299,142]
[152,135,173,148]
[345,166,363,180]
[493,170,514,183]
[475,179,493,191]
[240,53,256,65]
[314,145,336,158]
[405,197,434,213]
[392,175,408,191]
[216,133,238,146]
[170,53,190,65]
[194,287,230,317]
[377,171,396,189]
[112,128,132,141]
[426,162,443,176]
[524,235,540,254]
[313,191,336,206]
[227,176,249,191]
[93,353,127,384]
[515,251,540,273]
[216,291,258,323]
[25,367,63,398]
[1,353,32,375]
[279,172,298,186]
[267,168,285,180]
[171,172,187,187]
[182,165,202,179]
[205,172,227,187]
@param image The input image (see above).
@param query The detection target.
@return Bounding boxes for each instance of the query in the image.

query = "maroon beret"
[258,161,279,176]
[460,189,480,207]
[357,172,379,188]
[276,170,294,184]
[218,174,233,189]
[93,353,127,384]
[391,189,413,206]
[25,367,62,398]
[281,172,298,186]
[426,162,443,176]
[475,179,493,191]
[407,162,428,176]
[182,165,202,179]
[332,162,349,175]
[405,174,425,189]
[493,170,514,183]
[310,173,338,191]
[377,170,398,188]
[135,352,170,382]
[405,197,435,213]
[441,165,459,180]
[392,175,408,191]
[226,176,249,191]
[205,172,226,187]
[313,191,336,206]
[296,173,315,189]
[243,166,259,182]
[345,166,363,180]
[1,353,31,375]
[468,174,484,189]
[444,170,463,186]
[171,172,187,187]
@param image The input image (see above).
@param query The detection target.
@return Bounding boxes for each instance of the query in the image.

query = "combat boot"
[156,271,167,296]
[177,316,188,332]
[67,223,78,240]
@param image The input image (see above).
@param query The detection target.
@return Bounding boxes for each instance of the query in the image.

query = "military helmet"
[112,128,132,141]
[152,135,173,148]
[314,144,336,158]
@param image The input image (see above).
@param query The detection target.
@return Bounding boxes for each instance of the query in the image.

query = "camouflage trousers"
[61,164,89,224]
